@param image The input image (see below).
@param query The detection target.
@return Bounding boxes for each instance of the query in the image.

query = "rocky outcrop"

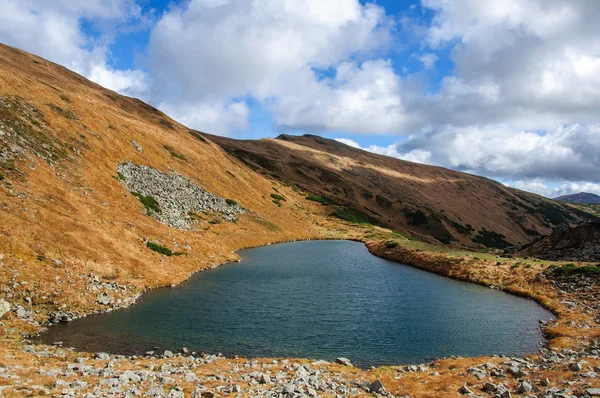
[514,221,600,261]
[117,162,246,229]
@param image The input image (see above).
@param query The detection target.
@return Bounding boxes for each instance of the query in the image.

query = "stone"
[144,386,164,397]
[116,162,246,229]
[96,293,114,306]
[369,380,387,394]
[259,373,271,384]
[482,382,498,393]
[163,350,173,358]
[587,388,600,396]
[130,140,143,152]
[335,357,353,366]
[0,300,10,319]
[458,384,473,395]
[569,360,585,371]
[95,352,110,360]
[15,305,32,319]
[516,380,533,394]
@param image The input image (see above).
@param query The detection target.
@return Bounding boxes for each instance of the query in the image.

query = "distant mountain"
[207,132,595,249]
[554,192,600,204]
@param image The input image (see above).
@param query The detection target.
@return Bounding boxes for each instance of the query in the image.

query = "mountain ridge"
[554,192,600,204]
[207,132,594,248]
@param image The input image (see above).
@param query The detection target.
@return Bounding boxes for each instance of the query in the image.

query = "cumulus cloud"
[0,0,147,97]
[145,0,397,133]
[158,101,250,137]
[510,181,600,198]
[3,0,600,192]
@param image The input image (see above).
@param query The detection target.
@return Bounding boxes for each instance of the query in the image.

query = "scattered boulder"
[130,140,143,152]
[116,162,246,229]
[96,293,114,306]
[335,357,353,367]
[368,379,387,394]
[0,300,10,319]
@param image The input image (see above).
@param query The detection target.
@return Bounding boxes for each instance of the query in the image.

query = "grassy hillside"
[0,43,325,322]
[208,133,594,248]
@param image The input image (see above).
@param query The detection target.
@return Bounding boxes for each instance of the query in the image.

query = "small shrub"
[272,199,282,207]
[146,241,183,256]
[332,208,382,226]
[48,104,76,120]
[305,194,337,205]
[0,171,4,181]
[270,193,286,201]
[131,192,161,214]
[159,119,175,129]
[385,241,399,249]
[225,198,238,206]
[116,172,125,182]
[164,145,186,161]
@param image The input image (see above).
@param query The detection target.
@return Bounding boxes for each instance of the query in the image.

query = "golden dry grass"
[0,43,599,397]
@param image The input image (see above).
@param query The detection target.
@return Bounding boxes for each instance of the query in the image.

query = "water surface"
[39,240,553,367]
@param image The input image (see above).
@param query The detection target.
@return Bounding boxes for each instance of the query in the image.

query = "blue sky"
[1,0,600,198]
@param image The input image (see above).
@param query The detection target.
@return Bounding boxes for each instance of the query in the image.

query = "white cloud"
[145,0,397,134]
[0,0,147,97]
[3,0,600,193]
[510,181,600,198]
[158,101,250,136]
[418,53,438,69]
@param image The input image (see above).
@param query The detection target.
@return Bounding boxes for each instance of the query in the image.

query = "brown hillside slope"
[1,44,600,398]
[0,42,324,322]
[207,133,594,248]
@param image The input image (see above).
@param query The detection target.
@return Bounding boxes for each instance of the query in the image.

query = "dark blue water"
[39,240,553,367]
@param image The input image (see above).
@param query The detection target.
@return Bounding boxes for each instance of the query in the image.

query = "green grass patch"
[146,241,183,256]
[0,171,4,181]
[270,193,286,201]
[305,194,337,205]
[115,172,125,182]
[159,119,175,129]
[385,241,399,249]
[164,145,186,161]
[549,263,600,276]
[332,207,382,226]
[250,217,281,231]
[48,104,76,120]
[272,199,282,207]
[131,192,161,214]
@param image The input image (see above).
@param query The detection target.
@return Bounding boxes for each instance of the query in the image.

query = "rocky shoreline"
[1,238,599,397]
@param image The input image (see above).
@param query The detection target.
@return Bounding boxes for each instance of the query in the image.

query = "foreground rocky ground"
[1,232,599,397]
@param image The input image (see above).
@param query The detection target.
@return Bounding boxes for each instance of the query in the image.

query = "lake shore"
[0,223,599,397]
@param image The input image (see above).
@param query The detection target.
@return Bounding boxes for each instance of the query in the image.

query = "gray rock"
[130,140,143,152]
[587,388,600,396]
[163,350,173,358]
[0,300,10,319]
[569,360,585,371]
[259,373,271,384]
[15,305,32,319]
[458,384,473,395]
[95,352,110,360]
[335,357,353,367]
[145,386,164,397]
[369,380,387,394]
[97,293,114,306]
[117,162,246,229]
[516,380,533,394]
